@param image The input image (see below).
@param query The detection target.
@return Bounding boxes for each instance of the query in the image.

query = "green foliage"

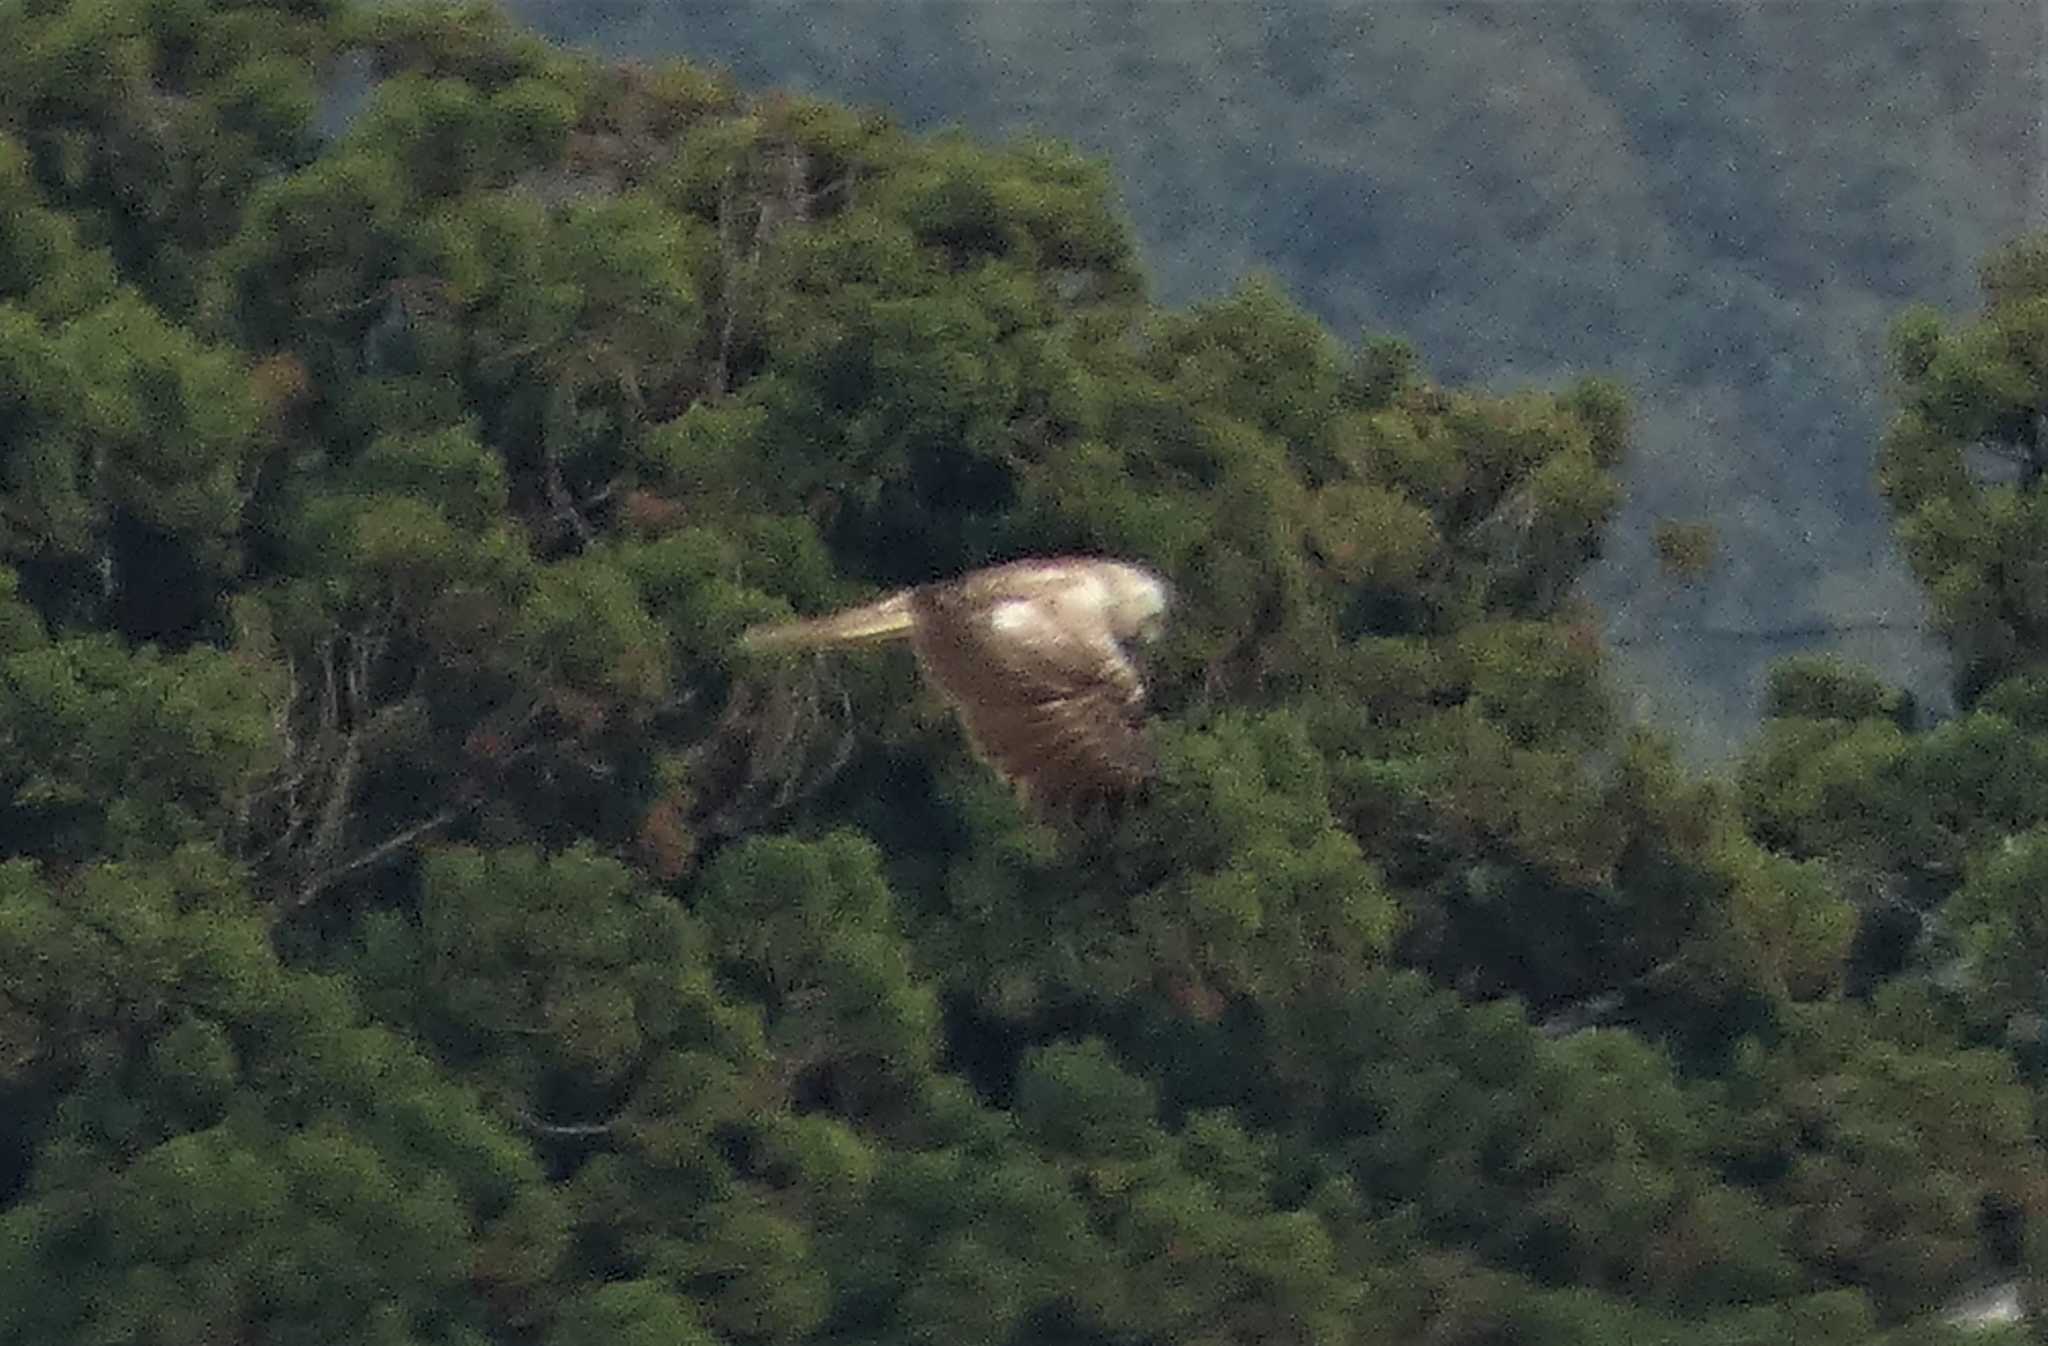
[1882,233,2048,701]
[1765,655,1914,725]
[0,3,2038,1342]
[546,1281,717,1346]
[0,134,119,320]
[0,845,546,1346]
[1654,518,1719,582]
[694,830,936,1088]
[593,0,2038,755]
[931,710,1398,1018]
[373,843,763,1095]
[0,627,282,862]
[0,0,331,312]
[1706,1009,2042,1320]
[1742,698,2048,886]
[0,284,264,630]
[1950,827,2048,1032]
[1316,976,1791,1306]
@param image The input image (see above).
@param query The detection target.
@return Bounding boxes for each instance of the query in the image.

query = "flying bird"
[738,556,1172,810]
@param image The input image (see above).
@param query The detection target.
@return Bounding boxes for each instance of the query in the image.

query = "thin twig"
[513,1108,620,1139]
[286,801,472,913]
[710,169,741,398]
[540,435,594,550]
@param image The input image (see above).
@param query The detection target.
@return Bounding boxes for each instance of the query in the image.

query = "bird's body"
[739,557,1172,809]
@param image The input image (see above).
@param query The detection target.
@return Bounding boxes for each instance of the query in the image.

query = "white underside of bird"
[740,556,1172,809]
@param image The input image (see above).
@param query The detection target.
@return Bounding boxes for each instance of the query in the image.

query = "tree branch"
[285,800,472,914]
[710,169,741,399]
[513,1108,620,1139]
[540,433,595,549]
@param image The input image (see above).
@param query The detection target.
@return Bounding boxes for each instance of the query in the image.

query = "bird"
[738,556,1173,810]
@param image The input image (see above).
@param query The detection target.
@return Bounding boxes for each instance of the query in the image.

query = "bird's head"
[1101,561,1173,644]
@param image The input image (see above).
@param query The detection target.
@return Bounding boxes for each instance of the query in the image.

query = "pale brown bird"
[739,556,1173,809]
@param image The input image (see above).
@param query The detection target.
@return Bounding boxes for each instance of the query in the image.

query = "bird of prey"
[739,556,1172,809]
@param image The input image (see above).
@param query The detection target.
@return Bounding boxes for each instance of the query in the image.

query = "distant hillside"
[505,0,2042,757]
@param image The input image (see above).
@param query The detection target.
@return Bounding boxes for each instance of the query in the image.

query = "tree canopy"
[0,1,2042,1342]
[508,0,2037,760]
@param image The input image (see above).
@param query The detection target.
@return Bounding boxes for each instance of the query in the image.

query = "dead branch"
[301,627,385,877]
[312,274,458,321]
[710,168,742,399]
[540,433,595,550]
[513,1108,621,1139]
[688,662,858,838]
[779,142,810,225]
[245,619,475,917]
[806,173,853,214]
[284,801,473,915]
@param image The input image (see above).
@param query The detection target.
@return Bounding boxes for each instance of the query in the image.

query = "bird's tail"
[738,592,916,653]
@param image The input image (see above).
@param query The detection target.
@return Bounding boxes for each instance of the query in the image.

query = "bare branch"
[783,142,810,223]
[689,664,859,838]
[513,1108,620,1139]
[710,169,741,399]
[540,433,595,550]
[305,711,361,877]
[805,174,854,213]
[285,801,472,914]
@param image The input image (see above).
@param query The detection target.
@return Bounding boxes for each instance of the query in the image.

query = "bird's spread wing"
[910,583,1153,808]
[737,591,916,652]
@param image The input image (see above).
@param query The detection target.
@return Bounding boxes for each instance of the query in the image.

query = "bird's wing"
[738,591,916,652]
[910,582,1153,808]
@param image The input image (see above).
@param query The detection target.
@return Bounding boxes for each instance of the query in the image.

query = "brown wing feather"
[909,576,1153,808]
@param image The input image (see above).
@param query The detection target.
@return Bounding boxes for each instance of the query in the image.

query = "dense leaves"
[0,1,2040,1342]
[525,0,2035,759]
